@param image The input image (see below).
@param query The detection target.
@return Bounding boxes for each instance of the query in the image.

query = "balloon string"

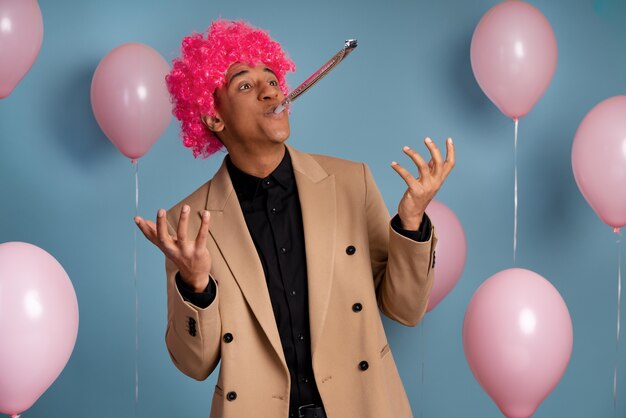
[513,118,519,264]
[614,229,622,414]
[132,159,140,415]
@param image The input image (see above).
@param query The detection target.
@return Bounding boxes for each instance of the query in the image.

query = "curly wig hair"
[165,19,296,158]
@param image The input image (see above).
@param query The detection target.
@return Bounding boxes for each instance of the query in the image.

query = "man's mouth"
[264,106,284,118]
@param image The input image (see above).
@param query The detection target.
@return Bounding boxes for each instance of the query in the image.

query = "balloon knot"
[614,227,621,234]
[131,158,137,165]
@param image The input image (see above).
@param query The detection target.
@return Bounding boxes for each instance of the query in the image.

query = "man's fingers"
[134,216,156,241]
[443,137,456,177]
[195,210,211,248]
[156,209,175,249]
[134,216,162,248]
[177,205,191,242]
[390,161,418,189]
[423,137,444,174]
[402,145,430,180]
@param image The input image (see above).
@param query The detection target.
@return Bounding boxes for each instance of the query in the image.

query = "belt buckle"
[298,404,317,418]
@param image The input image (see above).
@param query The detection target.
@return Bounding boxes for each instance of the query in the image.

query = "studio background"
[1,0,625,417]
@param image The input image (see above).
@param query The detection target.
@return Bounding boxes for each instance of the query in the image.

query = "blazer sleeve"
[363,163,437,327]
[164,213,222,381]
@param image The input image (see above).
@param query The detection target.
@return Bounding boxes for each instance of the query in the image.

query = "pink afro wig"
[166,19,296,158]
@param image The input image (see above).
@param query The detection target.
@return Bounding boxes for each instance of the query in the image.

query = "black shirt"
[176,147,431,417]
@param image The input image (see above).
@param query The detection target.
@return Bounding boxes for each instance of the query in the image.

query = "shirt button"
[301,377,309,383]
[223,333,233,343]
[359,360,369,371]
[346,245,356,255]
[271,207,277,214]
[265,180,271,186]
[352,303,363,312]
[227,391,237,401]
[298,333,305,341]
[290,290,296,296]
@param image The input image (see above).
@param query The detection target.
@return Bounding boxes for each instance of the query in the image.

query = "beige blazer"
[164,144,437,418]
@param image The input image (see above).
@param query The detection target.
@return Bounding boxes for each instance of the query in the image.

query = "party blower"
[273,39,358,114]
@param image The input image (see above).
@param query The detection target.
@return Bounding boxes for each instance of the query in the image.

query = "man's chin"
[268,130,290,144]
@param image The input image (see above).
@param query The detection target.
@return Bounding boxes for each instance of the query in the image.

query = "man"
[135,20,454,418]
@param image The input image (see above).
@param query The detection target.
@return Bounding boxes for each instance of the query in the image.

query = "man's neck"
[227,143,287,179]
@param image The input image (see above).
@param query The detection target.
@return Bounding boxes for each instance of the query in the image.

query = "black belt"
[298,404,327,418]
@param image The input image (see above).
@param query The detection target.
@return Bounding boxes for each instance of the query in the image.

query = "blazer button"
[226,391,237,401]
[359,360,369,371]
[223,333,233,343]
[346,245,356,255]
[188,317,196,326]
[352,303,363,312]
[432,251,436,268]
[189,329,196,337]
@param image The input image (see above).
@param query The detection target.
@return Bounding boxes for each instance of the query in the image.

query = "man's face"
[209,63,290,150]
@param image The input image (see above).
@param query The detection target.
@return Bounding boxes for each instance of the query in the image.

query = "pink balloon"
[470,1,557,119]
[425,200,467,312]
[463,268,572,418]
[572,95,626,230]
[0,0,43,98]
[91,43,171,160]
[0,242,79,416]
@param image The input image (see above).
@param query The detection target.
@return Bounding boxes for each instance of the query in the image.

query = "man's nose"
[258,84,279,101]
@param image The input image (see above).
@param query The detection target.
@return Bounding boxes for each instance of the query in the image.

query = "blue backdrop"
[1,0,625,417]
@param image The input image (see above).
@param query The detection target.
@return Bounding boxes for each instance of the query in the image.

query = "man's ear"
[201,114,225,133]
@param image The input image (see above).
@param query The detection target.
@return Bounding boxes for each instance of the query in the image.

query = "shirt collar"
[226,146,294,201]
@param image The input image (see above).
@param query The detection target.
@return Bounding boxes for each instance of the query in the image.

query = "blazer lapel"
[205,160,286,369]
[287,145,337,360]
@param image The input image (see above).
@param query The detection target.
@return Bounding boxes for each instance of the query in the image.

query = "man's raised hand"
[390,137,455,230]
[134,205,212,292]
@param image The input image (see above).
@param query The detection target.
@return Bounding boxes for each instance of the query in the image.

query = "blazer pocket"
[379,343,391,359]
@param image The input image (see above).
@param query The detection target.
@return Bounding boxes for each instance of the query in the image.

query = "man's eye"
[239,83,251,90]
[269,80,278,87]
